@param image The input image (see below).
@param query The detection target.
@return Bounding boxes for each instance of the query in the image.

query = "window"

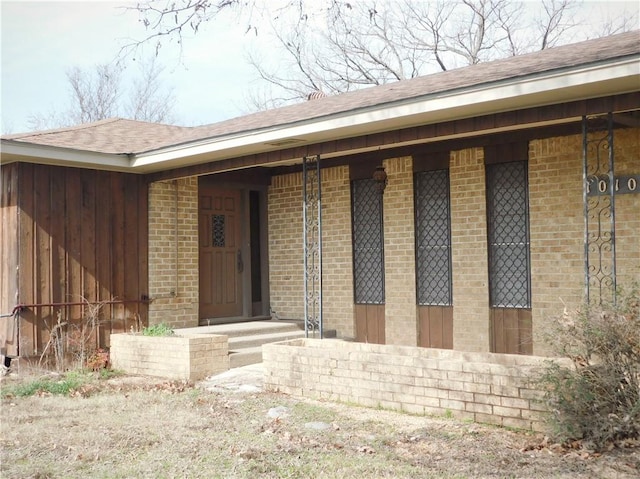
[486,160,531,308]
[414,169,452,305]
[351,178,384,304]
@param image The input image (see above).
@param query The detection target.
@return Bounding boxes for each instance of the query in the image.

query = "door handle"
[237,249,244,273]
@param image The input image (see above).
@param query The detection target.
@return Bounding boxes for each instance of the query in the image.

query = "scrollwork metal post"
[303,155,323,337]
[583,113,616,305]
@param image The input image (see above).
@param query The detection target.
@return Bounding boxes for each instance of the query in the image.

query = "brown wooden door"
[199,188,243,319]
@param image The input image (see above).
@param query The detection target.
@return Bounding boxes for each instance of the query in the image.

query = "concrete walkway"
[198,362,264,394]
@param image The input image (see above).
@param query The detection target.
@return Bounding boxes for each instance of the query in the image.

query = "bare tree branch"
[29,58,176,129]
[125,0,637,112]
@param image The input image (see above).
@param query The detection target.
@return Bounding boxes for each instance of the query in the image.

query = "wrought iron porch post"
[583,113,616,305]
[303,155,323,337]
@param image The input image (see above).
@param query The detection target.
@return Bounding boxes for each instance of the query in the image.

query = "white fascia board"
[131,58,639,170]
[0,141,131,171]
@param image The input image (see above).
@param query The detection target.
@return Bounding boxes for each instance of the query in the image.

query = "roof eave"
[129,56,639,173]
[0,140,132,172]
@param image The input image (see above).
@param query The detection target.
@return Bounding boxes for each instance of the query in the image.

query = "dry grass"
[1,370,638,479]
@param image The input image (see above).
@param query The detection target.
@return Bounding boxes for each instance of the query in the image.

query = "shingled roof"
[3,30,639,156]
[2,118,194,154]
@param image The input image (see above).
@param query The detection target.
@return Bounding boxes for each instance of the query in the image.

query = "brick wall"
[268,167,355,337]
[528,129,640,355]
[529,136,585,356]
[110,332,228,381]
[148,178,199,329]
[268,173,304,319]
[382,157,417,345]
[321,167,355,338]
[449,148,490,352]
[264,339,559,432]
[613,128,640,285]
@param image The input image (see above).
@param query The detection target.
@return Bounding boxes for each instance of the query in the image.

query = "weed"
[97,368,123,380]
[1,372,86,398]
[142,323,175,337]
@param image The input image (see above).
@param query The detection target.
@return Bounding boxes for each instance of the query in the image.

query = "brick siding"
[148,178,199,329]
[382,157,417,345]
[449,148,490,352]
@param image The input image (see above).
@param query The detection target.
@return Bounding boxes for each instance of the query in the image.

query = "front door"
[199,188,243,320]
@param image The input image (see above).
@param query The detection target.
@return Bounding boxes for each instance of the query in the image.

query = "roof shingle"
[3,31,638,155]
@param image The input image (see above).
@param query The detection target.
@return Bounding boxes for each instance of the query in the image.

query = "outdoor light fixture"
[373,165,388,193]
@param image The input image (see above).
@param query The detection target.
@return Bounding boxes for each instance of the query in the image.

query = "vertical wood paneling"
[50,167,67,320]
[418,306,453,349]
[96,170,112,346]
[490,308,532,355]
[355,304,385,344]
[110,173,126,333]
[17,163,36,354]
[34,166,52,350]
[0,163,19,356]
[81,169,97,316]
[137,176,149,320]
[11,164,149,357]
[65,168,83,326]
[123,174,139,331]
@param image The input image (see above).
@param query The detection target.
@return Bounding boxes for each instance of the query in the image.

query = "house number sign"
[586,174,640,196]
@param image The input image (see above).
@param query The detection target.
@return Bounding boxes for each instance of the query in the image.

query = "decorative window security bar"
[352,178,385,304]
[303,155,323,338]
[414,169,453,306]
[583,114,616,305]
[486,161,531,309]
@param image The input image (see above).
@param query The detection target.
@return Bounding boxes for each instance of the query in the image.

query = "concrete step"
[229,346,264,369]
[179,319,336,368]
[180,320,303,338]
[229,330,306,350]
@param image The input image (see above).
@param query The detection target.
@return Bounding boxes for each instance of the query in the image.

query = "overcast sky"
[1,0,639,135]
[1,0,261,134]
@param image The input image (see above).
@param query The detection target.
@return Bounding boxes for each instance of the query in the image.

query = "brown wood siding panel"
[110,173,126,334]
[490,308,532,355]
[65,168,83,328]
[355,304,367,343]
[14,164,148,356]
[34,166,53,351]
[123,174,139,332]
[50,168,66,320]
[17,163,36,354]
[354,304,385,344]
[96,171,113,345]
[0,163,19,356]
[137,176,149,329]
[418,306,453,349]
[80,169,97,314]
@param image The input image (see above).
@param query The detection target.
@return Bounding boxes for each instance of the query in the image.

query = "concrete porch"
[178,320,335,368]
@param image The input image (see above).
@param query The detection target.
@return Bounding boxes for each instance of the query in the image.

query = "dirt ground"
[1,369,638,479]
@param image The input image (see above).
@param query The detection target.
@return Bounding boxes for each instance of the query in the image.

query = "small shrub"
[87,348,110,371]
[538,285,640,450]
[142,323,175,337]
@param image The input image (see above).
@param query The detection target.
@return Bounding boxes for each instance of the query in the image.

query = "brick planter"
[264,339,568,432]
[110,333,229,381]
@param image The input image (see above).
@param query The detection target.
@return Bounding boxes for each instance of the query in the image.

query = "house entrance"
[198,187,243,320]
